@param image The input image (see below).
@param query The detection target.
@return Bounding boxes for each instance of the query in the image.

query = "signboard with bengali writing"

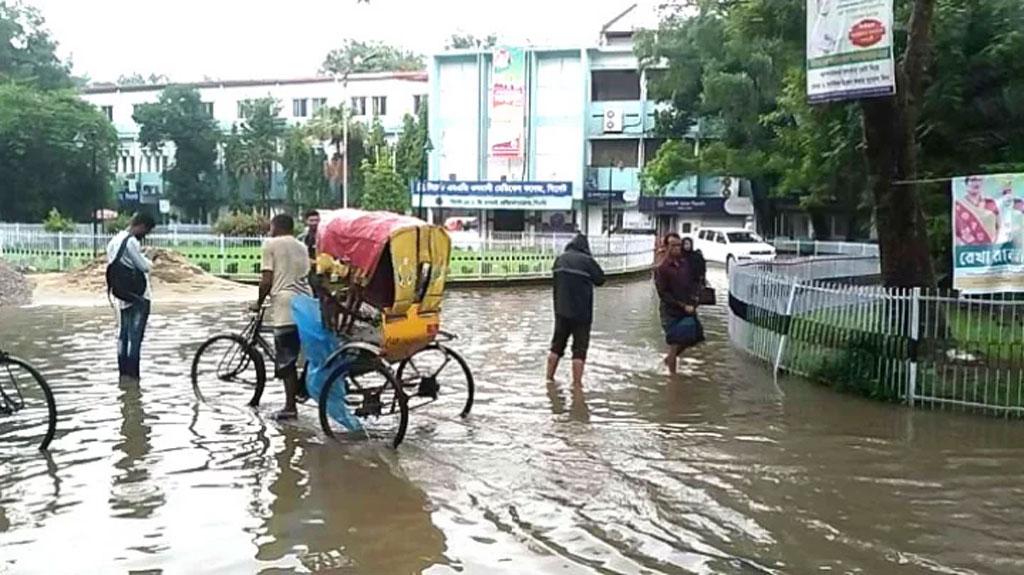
[412,180,573,210]
[952,173,1024,293]
[489,47,526,159]
[806,0,896,103]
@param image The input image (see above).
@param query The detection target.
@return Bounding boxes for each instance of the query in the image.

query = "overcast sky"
[29,0,650,83]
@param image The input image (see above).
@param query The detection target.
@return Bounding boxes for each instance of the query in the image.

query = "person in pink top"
[955,175,1000,245]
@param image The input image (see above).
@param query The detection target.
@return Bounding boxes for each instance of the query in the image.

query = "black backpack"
[106,235,147,302]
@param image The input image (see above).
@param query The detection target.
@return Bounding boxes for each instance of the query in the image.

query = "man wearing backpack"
[106,213,156,380]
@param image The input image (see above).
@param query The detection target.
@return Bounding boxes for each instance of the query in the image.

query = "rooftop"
[81,70,428,95]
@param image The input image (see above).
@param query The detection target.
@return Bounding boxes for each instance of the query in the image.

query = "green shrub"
[42,208,76,233]
[104,213,132,234]
[214,212,269,236]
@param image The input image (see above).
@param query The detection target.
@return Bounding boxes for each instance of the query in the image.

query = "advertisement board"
[952,173,1024,293]
[806,0,896,103]
[489,46,526,159]
[413,180,573,211]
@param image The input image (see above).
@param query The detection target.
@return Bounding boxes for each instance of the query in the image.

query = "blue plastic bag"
[665,315,705,347]
[291,295,363,432]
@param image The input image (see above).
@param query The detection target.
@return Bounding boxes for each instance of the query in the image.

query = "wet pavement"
[2,271,1024,574]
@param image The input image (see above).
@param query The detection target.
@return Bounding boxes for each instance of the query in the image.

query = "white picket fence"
[729,243,1024,417]
[0,227,654,281]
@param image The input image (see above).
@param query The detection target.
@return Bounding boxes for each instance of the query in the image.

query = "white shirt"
[106,229,152,308]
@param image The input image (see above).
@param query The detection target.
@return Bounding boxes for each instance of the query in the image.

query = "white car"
[691,228,775,270]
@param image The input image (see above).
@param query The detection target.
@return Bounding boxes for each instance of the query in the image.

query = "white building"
[79,72,427,210]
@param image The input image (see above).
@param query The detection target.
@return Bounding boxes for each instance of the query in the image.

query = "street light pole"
[342,107,349,208]
[91,138,99,258]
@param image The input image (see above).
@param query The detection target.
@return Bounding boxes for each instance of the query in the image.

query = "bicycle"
[0,348,57,451]
[190,306,274,407]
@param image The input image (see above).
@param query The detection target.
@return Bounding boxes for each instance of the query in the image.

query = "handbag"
[699,286,716,306]
[665,315,705,347]
[106,235,147,302]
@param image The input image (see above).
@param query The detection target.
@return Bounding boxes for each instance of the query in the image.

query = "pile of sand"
[31,247,254,306]
[0,259,33,306]
[64,247,218,291]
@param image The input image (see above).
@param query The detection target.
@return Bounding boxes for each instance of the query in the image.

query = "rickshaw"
[191,210,474,448]
[309,209,474,447]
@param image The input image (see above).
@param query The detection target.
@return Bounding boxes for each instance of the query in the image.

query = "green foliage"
[229,98,286,214]
[320,40,423,75]
[213,212,270,236]
[446,33,497,50]
[306,104,367,206]
[42,208,75,232]
[116,72,170,87]
[0,84,118,221]
[281,128,328,211]
[639,0,1024,272]
[393,104,430,186]
[134,85,221,220]
[104,212,132,234]
[360,155,409,214]
[0,1,72,89]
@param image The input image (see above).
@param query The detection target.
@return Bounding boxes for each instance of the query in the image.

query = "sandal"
[272,409,298,421]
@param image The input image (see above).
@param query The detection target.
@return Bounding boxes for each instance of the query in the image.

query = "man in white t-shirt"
[254,213,313,420]
[105,212,156,380]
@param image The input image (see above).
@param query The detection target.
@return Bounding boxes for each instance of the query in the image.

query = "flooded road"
[3,272,1024,574]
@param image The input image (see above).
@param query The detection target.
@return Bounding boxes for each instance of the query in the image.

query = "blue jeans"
[118,299,150,378]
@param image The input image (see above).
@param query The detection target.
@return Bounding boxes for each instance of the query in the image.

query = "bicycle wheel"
[0,355,57,451]
[318,347,409,448]
[191,334,266,407]
[397,343,475,417]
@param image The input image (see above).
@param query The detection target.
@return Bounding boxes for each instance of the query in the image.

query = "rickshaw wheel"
[191,334,266,408]
[318,347,409,449]
[396,343,475,417]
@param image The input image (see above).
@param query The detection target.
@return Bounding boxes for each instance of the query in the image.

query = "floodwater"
[2,271,1024,574]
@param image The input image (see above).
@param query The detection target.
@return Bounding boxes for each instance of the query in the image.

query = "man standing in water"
[106,212,156,381]
[655,233,701,375]
[254,214,313,420]
[546,234,605,388]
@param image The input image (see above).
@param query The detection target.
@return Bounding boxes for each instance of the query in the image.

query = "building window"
[351,96,367,116]
[591,70,641,101]
[101,106,113,122]
[201,102,214,117]
[130,156,136,173]
[413,95,425,114]
[312,98,327,114]
[292,98,309,118]
[591,139,639,167]
[372,96,387,116]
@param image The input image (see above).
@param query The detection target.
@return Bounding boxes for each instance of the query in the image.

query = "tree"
[0,84,117,221]
[637,0,1024,287]
[360,155,409,214]
[446,33,497,50]
[134,85,221,221]
[306,104,367,206]
[281,128,328,211]
[230,98,286,215]
[394,104,430,186]
[320,40,423,75]
[116,72,170,86]
[0,1,72,90]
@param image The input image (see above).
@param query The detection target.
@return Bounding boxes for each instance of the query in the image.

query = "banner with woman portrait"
[952,173,1024,293]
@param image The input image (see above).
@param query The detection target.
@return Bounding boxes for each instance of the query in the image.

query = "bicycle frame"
[0,350,26,415]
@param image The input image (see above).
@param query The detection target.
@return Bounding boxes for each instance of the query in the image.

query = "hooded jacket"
[552,234,606,323]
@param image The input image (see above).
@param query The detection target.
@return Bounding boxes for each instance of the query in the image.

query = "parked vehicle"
[690,227,775,271]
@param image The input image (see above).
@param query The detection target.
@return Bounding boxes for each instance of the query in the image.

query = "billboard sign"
[952,173,1024,293]
[806,0,896,103]
[413,180,573,210]
[489,47,526,159]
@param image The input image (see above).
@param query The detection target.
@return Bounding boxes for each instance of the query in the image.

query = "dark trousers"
[118,299,151,378]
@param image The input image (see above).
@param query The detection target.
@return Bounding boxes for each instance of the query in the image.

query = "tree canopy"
[0,1,72,90]
[446,33,498,50]
[320,40,423,75]
[637,0,1024,286]
[133,85,221,220]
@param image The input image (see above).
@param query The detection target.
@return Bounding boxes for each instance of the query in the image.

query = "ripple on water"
[2,275,1024,574]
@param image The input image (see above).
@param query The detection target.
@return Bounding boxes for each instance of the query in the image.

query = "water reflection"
[110,379,164,520]
[257,436,448,573]
[2,275,1024,573]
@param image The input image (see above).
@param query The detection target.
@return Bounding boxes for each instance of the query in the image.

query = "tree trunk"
[860,0,936,288]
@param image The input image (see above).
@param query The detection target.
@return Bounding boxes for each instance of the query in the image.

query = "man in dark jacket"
[546,234,606,388]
